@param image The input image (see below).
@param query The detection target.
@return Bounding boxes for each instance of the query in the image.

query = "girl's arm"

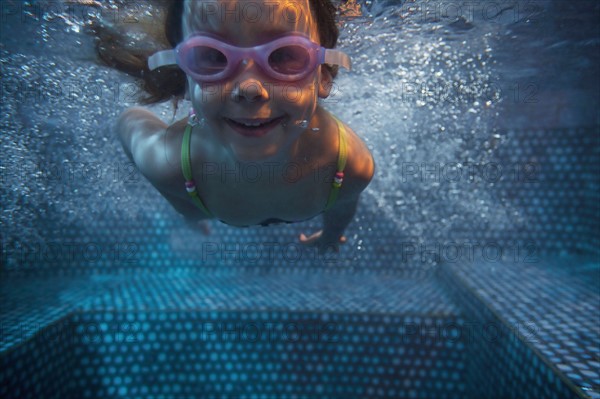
[117,107,168,167]
[299,189,365,253]
[117,107,211,224]
[300,138,375,253]
[321,194,360,242]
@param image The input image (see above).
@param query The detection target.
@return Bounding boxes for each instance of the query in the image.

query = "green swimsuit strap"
[182,116,347,216]
[181,123,213,217]
[324,116,348,211]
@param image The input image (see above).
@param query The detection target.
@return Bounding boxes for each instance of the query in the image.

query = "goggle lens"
[184,43,312,79]
[148,34,351,83]
[184,46,228,76]
[268,45,311,75]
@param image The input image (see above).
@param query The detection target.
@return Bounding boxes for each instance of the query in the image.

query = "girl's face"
[182,0,333,161]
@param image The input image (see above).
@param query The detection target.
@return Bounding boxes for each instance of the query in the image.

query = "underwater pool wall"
[2,0,600,398]
[2,125,598,398]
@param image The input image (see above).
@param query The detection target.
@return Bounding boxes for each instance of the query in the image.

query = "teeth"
[230,117,282,128]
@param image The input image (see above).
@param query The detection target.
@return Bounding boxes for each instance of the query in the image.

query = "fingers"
[298,232,347,254]
[299,231,322,244]
[299,233,310,244]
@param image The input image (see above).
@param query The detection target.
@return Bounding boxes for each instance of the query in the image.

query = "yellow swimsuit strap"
[324,115,348,211]
[181,123,213,217]
[181,115,347,215]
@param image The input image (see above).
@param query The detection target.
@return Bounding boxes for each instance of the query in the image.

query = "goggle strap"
[148,50,177,71]
[323,49,352,71]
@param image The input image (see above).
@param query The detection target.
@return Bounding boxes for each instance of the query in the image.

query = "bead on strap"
[324,115,348,211]
[181,111,213,217]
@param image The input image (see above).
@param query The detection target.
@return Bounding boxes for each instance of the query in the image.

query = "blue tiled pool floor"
[1,261,598,398]
[1,271,467,398]
[440,256,600,399]
[0,275,120,352]
[2,271,459,349]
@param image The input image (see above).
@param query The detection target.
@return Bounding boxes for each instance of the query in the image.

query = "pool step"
[438,257,599,399]
[1,265,597,398]
[1,272,464,398]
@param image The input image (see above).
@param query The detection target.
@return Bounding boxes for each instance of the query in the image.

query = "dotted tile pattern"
[0,275,121,351]
[78,272,460,314]
[1,0,597,395]
[2,126,598,276]
[1,206,436,277]
[2,122,598,398]
[0,318,74,399]
[1,272,459,348]
[2,310,468,399]
[2,122,598,397]
[2,265,597,398]
[69,311,468,399]
[1,273,467,398]
[488,126,600,257]
[439,257,600,399]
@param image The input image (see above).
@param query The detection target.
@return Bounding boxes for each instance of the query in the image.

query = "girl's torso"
[159,107,352,227]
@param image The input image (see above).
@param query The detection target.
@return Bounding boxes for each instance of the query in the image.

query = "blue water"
[1,1,599,399]
[0,0,598,271]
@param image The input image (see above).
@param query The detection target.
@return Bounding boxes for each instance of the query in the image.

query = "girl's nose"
[230,59,270,103]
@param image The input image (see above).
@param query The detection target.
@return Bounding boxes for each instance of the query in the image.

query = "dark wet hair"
[93,0,340,104]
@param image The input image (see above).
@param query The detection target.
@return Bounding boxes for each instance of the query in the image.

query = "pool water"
[1,0,599,398]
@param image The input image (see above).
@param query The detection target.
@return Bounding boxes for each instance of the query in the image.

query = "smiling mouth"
[225,116,286,137]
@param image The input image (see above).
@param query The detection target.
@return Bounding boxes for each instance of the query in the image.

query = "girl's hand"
[299,230,347,254]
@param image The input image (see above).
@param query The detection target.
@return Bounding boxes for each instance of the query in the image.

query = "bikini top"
[181,115,348,227]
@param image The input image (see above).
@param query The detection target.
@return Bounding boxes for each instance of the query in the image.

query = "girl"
[96,0,374,253]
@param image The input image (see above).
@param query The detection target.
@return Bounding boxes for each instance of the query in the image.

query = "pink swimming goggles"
[148,33,351,83]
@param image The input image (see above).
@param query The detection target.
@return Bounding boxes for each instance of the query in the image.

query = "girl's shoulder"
[324,111,375,192]
[118,108,187,193]
[151,118,190,193]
